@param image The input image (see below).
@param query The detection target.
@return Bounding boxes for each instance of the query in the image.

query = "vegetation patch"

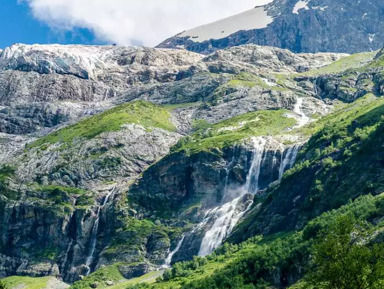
[300,51,377,76]
[70,263,126,289]
[29,101,176,149]
[172,110,296,154]
[2,276,50,289]
[121,194,384,289]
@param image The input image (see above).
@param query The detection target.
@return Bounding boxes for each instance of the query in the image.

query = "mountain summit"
[158,0,384,54]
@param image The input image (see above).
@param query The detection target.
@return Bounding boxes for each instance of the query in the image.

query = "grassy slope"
[2,276,51,289]
[29,101,176,149]
[122,194,384,289]
[299,51,377,76]
[11,195,384,289]
[172,109,297,155]
[231,94,384,242]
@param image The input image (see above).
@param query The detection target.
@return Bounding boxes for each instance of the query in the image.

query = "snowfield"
[179,6,274,42]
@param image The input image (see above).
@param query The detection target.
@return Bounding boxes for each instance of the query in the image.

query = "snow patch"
[312,6,328,11]
[179,7,273,42]
[292,0,310,14]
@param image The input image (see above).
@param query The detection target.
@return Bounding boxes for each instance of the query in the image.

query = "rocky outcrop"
[0,44,344,140]
[0,44,202,136]
[159,0,384,54]
[9,125,181,190]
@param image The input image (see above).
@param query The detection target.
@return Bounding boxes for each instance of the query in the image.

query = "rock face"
[0,44,201,136]
[159,0,384,54]
[0,43,376,284]
[129,137,303,262]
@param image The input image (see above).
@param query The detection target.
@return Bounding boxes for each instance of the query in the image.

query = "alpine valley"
[2,1,384,289]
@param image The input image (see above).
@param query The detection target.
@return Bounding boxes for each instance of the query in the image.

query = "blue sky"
[1,0,271,48]
[0,0,104,48]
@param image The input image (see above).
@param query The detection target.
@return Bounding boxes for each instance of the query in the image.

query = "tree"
[0,280,7,289]
[306,214,384,289]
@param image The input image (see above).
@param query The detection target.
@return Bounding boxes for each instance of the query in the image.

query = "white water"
[197,138,300,257]
[294,98,310,128]
[198,197,245,256]
[162,235,186,268]
[222,156,236,203]
[244,138,267,195]
[84,190,115,275]
[278,145,300,179]
[198,138,266,256]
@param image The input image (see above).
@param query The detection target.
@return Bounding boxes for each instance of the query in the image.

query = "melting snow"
[312,6,328,11]
[292,0,310,14]
[180,7,273,42]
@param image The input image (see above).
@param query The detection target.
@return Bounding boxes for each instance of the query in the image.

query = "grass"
[299,51,377,76]
[226,72,287,91]
[172,110,297,154]
[37,185,87,195]
[295,93,384,137]
[125,194,384,289]
[70,264,163,289]
[2,276,51,289]
[109,271,162,289]
[29,101,176,149]
[70,263,126,289]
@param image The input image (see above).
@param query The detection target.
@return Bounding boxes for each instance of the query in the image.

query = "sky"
[0,0,273,49]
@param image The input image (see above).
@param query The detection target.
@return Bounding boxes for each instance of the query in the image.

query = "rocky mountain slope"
[159,0,384,54]
[1,42,384,289]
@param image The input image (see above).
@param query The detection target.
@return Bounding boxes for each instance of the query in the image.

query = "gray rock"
[159,0,384,54]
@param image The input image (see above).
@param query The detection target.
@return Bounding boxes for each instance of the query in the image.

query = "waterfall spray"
[196,138,302,257]
[198,138,267,256]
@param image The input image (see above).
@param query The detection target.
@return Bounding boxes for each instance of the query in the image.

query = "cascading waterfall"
[162,235,186,268]
[84,190,114,275]
[244,139,267,194]
[197,138,301,257]
[294,98,310,128]
[198,196,251,256]
[198,138,266,256]
[222,156,236,203]
[278,145,300,179]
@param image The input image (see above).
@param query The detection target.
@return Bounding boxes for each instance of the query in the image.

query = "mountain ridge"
[158,0,384,54]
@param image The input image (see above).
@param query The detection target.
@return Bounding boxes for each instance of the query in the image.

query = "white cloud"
[23,0,274,46]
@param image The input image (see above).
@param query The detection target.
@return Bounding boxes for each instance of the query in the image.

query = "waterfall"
[198,196,249,256]
[85,209,100,275]
[195,139,302,257]
[244,138,267,194]
[162,235,186,268]
[222,156,236,203]
[278,145,300,179]
[84,190,114,275]
[294,98,310,128]
[198,138,266,256]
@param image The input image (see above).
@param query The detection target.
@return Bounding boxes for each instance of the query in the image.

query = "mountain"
[158,0,384,54]
[1,41,384,289]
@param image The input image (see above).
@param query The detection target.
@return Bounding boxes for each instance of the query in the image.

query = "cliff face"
[158,0,384,54]
[0,42,381,286]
